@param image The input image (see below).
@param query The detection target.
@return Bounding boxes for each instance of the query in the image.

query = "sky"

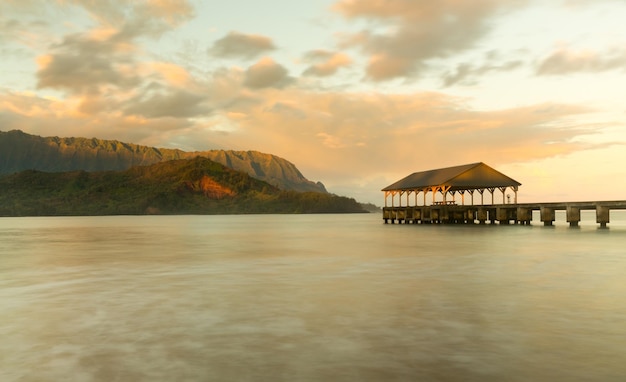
[1,0,626,205]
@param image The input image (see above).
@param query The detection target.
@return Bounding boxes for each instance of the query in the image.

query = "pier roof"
[382,162,521,192]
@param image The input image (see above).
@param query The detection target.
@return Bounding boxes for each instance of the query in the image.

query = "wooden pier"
[381,163,626,228]
[382,201,626,228]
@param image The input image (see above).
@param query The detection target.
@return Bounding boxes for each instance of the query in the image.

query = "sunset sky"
[2,0,626,205]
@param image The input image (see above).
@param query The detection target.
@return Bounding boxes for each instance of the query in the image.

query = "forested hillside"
[0,157,365,216]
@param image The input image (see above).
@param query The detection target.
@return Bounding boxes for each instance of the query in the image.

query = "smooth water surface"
[2,213,626,381]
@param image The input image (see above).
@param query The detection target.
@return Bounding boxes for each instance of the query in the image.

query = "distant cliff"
[0,130,327,193]
[0,156,365,216]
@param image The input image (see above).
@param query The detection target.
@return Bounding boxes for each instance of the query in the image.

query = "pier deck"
[382,200,626,228]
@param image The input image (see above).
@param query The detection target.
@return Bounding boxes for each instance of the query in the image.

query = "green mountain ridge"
[0,130,326,193]
[0,156,366,216]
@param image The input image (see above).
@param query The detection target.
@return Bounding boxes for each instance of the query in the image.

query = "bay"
[1,212,626,381]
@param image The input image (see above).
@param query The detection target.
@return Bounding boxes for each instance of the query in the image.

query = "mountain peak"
[0,130,326,193]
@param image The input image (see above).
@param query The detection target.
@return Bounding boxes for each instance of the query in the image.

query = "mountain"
[0,130,326,193]
[0,156,366,216]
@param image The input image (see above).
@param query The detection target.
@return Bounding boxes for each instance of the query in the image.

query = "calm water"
[1,212,626,381]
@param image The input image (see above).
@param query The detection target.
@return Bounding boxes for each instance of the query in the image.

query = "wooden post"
[440,207,446,224]
[566,206,581,227]
[414,207,422,224]
[488,188,496,204]
[495,208,503,223]
[496,207,510,224]
[441,186,451,204]
[540,207,555,226]
[477,208,488,224]
[477,189,485,205]
[596,205,610,228]
[431,186,438,205]
[431,207,440,223]
[465,208,475,224]
[516,207,531,225]
[498,187,507,204]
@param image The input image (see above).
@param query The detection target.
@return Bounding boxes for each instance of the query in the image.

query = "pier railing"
[382,201,626,228]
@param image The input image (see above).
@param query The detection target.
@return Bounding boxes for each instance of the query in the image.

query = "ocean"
[1,212,626,381]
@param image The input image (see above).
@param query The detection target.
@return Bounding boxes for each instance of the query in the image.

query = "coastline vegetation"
[0,157,367,216]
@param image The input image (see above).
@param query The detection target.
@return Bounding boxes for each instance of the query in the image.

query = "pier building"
[382,162,521,208]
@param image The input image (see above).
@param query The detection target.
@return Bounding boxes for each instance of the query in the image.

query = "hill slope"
[0,130,326,193]
[0,157,366,216]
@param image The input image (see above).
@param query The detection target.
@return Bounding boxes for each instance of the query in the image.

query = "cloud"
[209,31,276,59]
[0,18,30,45]
[537,46,626,75]
[228,87,613,204]
[1,77,611,204]
[443,58,524,87]
[134,0,195,28]
[302,50,352,77]
[35,29,211,118]
[214,88,600,177]
[266,102,307,120]
[146,62,193,87]
[36,31,140,95]
[332,0,527,81]
[243,57,291,89]
[0,90,200,144]
[33,1,199,108]
[23,71,587,177]
[66,0,194,38]
[316,132,347,149]
[1,0,194,39]
[124,88,210,119]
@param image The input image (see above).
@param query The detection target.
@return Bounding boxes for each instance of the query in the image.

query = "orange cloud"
[316,132,347,149]
[210,88,598,179]
[147,62,193,87]
[84,27,118,41]
[303,50,352,77]
[0,90,200,145]
[366,54,414,81]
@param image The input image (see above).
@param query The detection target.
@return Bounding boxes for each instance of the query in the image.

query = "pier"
[381,162,626,228]
[382,201,626,228]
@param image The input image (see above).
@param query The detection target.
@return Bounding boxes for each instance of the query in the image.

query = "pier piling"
[516,207,532,225]
[596,205,610,228]
[540,207,556,226]
[566,206,581,227]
